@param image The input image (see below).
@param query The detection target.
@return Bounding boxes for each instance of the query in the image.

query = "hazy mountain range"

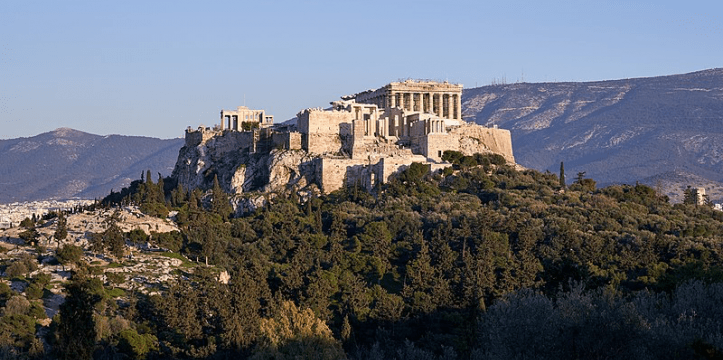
[2,68,722,203]
[463,68,723,202]
[0,128,183,203]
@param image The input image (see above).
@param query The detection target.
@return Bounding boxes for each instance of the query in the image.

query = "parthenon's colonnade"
[351,80,463,121]
[220,106,274,131]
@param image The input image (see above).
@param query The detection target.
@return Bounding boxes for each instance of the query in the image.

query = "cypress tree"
[157,173,166,204]
[559,162,566,189]
[54,212,68,249]
[211,175,232,221]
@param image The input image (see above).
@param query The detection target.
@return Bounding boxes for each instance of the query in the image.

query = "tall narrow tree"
[54,212,68,249]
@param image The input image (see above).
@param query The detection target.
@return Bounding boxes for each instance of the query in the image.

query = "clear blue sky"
[1,0,721,139]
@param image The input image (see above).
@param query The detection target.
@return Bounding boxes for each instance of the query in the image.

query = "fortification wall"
[378,155,428,184]
[184,128,256,154]
[211,131,256,154]
[185,127,219,147]
[272,132,302,150]
[298,110,353,155]
[351,141,415,161]
[449,125,515,163]
[315,158,360,193]
[422,133,450,161]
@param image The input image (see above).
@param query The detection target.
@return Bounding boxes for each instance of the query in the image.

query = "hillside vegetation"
[2,154,723,358]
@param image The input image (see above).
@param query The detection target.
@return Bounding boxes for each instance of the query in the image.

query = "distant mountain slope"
[0,128,183,203]
[462,68,723,202]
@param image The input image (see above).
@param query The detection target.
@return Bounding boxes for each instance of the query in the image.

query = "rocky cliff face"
[172,123,518,207]
[171,131,320,203]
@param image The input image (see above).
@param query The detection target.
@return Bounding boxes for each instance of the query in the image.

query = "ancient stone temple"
[350,80,464,121]
[219,106,274,131]
[176,80,515,196]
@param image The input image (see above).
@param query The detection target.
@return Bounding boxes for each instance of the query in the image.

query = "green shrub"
[117,328,158,359]
[25,283,43,300]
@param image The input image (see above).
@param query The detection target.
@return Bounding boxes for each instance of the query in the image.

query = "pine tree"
[54,212,68,249]
[576,171,586,184]
[55,278,103,360]
[56,244,83,271]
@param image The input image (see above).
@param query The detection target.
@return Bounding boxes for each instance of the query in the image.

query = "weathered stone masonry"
[176,81,515,196]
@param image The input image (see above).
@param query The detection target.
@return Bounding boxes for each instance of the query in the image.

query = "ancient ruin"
[174,80,515,197]
[219,106,274,131]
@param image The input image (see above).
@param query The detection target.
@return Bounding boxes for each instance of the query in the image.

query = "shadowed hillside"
[462,68,723,202]
[0,128,183,203]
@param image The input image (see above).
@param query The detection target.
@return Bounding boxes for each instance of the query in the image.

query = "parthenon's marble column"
[449,94,455,119]
[438,94,443,117]
[389,92,396,108]
[447,94,453,119]
[456,94,462,120]
[446,94,452,119]
[449,95,457,119]
[450,94,456,120]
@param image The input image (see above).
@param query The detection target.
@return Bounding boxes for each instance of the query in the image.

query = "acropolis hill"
[172,80,514,201]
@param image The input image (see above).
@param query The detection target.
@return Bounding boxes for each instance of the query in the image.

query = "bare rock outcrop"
[171,131,320,213]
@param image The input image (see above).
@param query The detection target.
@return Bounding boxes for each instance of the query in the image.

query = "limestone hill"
[172,80,515,204]
[0,206,185,321]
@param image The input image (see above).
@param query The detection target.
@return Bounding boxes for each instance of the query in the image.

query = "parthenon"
[349,80,464,121]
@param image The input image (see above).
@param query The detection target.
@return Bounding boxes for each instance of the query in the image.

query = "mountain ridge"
[0,128,184,203]
[462,68,723,202]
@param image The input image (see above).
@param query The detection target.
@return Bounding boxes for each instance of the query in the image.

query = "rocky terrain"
[0,128,184,203]
[172,132,320,205]
[462,68,723,202]
[0,206,187,326]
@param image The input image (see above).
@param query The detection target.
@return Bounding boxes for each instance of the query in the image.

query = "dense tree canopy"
[49,157,723,358]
